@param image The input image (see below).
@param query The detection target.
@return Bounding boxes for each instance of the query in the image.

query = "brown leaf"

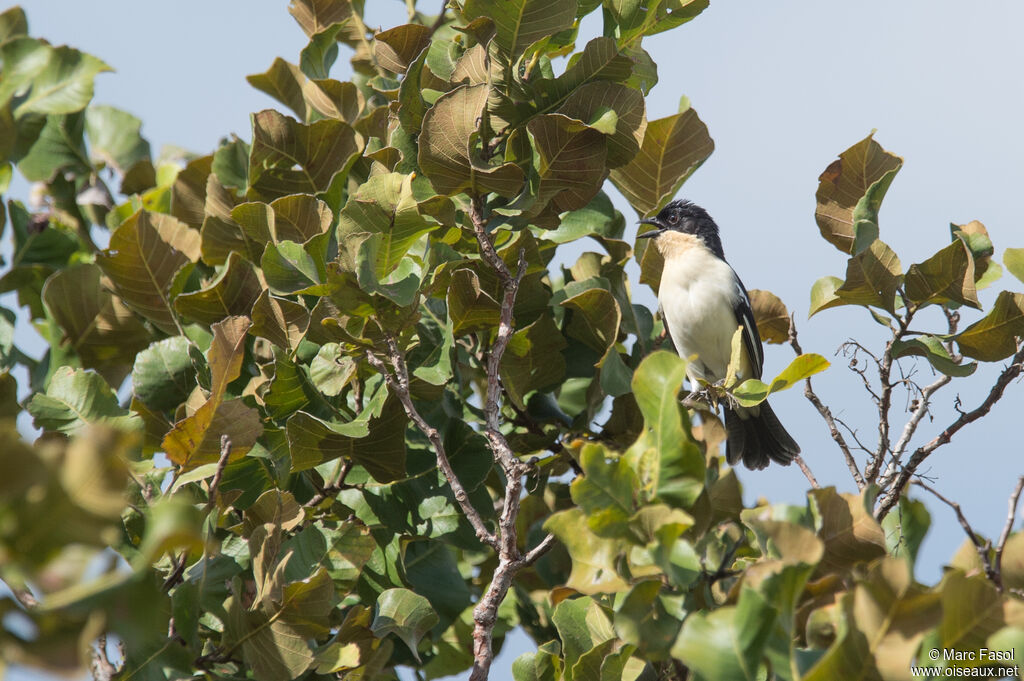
[748,289,791,344]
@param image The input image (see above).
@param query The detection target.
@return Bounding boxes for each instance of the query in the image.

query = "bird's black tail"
[723,401,799,470]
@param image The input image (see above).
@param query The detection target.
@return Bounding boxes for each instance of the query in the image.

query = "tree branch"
[877,344,1024,519]
[303,459,353,509]
[202,435,232,514]
[913,479,996,583]
[789,313,866,490]
[792,454,820,489]
[994,475,1024,591]
[865,305,916,482]
[366,342,497,549]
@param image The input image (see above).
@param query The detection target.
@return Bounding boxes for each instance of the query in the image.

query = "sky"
[6,1,1024,679]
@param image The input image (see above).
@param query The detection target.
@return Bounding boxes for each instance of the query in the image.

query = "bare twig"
[366,343,497,549]
[913,479,996,583]
[789,313,866,490]
[876,374,951,487]
[429,0,449,34]
[202,435,232,514]
[994,475,1024,591]
[303,460,354,508]
[865,305,916,482]
[877,345,1024,519]
[793,454,820,489]
[90,633,119,681]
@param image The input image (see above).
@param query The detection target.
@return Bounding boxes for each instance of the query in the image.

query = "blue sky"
[8,1,1024,679]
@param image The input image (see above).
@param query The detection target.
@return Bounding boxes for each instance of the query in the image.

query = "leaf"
[954,291,1024,361]
[939,570,1006,653]
[500,313,568,407]
[0,38,112,118]
[626,350,704,507]
[672,586,776,681]
[558,82,645,168]
[731,353,830,407]
[17,112,91,182]
[174,252,263,325]
[170,154,213,227]
[891,336,977,377]
[250,289,310,351]
[247,58,352,123]
[248,109,361,200]
[609,100,714,217]
[613,580,683,661]
[606,0,708,43]
[371,588,439,662]
[463,0,576,60]
[417,84,525,197]
[374,24,431,74]
[526,113,609,215]
[447,268,500,336]
[1005,247,1024,284]
[570,443,638,538]
[748,289,791,344]
[131,336,199,412]
[881,496,931,568]
[96,210,199,334]
[262,239,327,295]
[808,275,845,317]
[904,239,980,309]
[85,105,151,174]
[41,263,151,386]
[27,366,137,434]
[0,6,27,42]
[815,132,903,255]
[543,509,631,594]
[808,487,887,573]
[309,344,355,397]
[538,190,625,244]
[212,135,250,192]
[288,0,351,37]
[835,239,902,314]
[286,394,407,483]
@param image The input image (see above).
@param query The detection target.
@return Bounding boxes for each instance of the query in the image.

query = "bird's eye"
[668,212,679,224]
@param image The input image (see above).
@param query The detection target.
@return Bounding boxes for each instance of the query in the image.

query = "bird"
[637,199,799,470]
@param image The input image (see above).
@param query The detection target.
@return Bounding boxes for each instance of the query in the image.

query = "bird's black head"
[637,199,725,259]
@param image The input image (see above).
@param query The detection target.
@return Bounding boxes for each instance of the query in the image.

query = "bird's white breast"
[656,238,747,383]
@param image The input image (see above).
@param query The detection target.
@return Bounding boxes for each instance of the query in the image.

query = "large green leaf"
[559,82,645,168]
[247,58,353,123]
[370,588,439,662]
[250,289,310,352]
[262,238,328,295]
[954,291,1024,361]
[835,239,902,314]
[1005,247,1024,284]
[606,0,708,44]
[5,200,78,268]
[609,99,713,217]
[0,38,111,118]
[447,268,501,336]
[27,366,137,434]
[815,132,902,255]
[417,84,524,197]
[374,24,432,74]
[17,112,91,182]
[543,509,630,594]
[96,210,200,335]
[85,105,151,175]
[174,252,263,325]
[904,239,980,309]
[499,313,568,407]
[462,0,576,60]
[808,487,887,573]
[248,109,361,200]
[131,336,200,412]
[41,263,150,386]
[731,353,830,407]
[891,335,977,377]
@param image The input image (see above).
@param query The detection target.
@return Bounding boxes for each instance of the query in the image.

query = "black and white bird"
[637,199,799,470]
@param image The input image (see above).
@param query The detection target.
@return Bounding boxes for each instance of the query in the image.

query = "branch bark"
[876,345,1024,519]
[913,480,997,583]
[994,475,1024,591]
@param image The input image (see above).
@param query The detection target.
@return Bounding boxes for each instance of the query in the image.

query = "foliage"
[0,2,1023,681]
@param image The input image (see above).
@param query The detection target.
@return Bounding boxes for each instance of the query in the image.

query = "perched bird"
[637,199,799,470]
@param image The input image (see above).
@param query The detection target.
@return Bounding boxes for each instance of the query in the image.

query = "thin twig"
[789,313,866,490]
[429,0,449,34]
[994,475,1024,591]
[866,304,916,482]
[793,454,821,489]
[877,344,1024,519]
[303,460,354,508]
[913,479,996,583]
[202,435,232,514]
[366,343,497,549]
[876,374,951,487]
[90,633,119,681]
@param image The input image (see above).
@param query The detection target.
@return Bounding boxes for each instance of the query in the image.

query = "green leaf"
[891,336,977,377]
[174,252,263,325]
[544,508,630,594]
[447,268,500,336]
[96,210,200,335]
[262,239,327,295]
[17,111,91,182]
[538,190,625,244]
[614,580,683,661]
[6,200,78,268]
[250,289,310,352]
[672,586,776,681]
[808,275,845,317]
[248,109,361,200]
[835,239,902,314]
[731,353,830,407]
[808,487,887,573]
[1005,247,1024,284]
[609,99,714,217]
[299,23,343,80]
[286,393,407,482]
[42,263,151,386]
[212,135,250,192]
[463,0,576,60]
[606,0,708,44]
[570,443,638,538]
[954,291,1024,361]
[0,6,27,42]
[815,132,903,255]
[374,24,432,74]
[500,313,568,407]
[526,113,609,216]
[27,366,137,433]
[85,105,151,174]
[904,239,980,309]
[0,38,112,118]
[131,336,200,412]
[371,588,439,662]
[626,350,704,507]
[882,496,931,568]
[417,84,525,197]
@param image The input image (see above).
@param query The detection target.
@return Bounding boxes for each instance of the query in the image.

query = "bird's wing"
[732,272,764,379]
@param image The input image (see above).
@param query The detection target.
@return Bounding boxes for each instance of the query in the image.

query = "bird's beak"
[637,217,662,239]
